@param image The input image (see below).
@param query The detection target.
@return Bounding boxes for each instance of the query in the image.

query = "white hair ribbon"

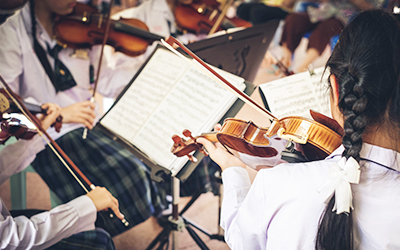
[318,157,360,215]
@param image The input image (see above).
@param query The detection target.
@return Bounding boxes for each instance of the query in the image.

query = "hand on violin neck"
[196,137,246,171]
[37,103,62,130]
[61,101,96,129]
[86,186,125,221]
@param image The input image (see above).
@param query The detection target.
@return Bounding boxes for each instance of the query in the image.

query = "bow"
[318,157,360,214]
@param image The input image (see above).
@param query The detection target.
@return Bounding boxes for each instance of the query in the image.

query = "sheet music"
[100,48,245,175]
[259,67,331,119]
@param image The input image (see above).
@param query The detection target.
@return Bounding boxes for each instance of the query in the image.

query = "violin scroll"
[171,129,216,162]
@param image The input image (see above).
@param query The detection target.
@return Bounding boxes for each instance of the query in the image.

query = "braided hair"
[316,9,400,250]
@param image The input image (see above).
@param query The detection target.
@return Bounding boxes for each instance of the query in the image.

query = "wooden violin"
[0,117,38,145]
[0,75,129,227]
[172,111,343,168]
[54,3,163,57]
[174,0,252,35]
[0,89,62,135]
[163,37,343,168]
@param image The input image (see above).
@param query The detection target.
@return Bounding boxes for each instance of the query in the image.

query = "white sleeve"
[220,167,269,250]
[0,195,97,250]
[0,136,45,186]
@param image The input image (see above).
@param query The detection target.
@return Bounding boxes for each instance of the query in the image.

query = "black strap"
[33,39,57,88]
[33,40,77,92]
[47,43,77,92]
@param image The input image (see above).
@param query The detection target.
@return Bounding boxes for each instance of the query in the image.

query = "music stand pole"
[171,176,182,250]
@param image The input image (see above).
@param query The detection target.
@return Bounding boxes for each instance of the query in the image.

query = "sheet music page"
[259,67,331,119]
[100,48,245,175]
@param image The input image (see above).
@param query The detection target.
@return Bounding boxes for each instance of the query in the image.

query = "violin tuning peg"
[199,147,209,157]
[187,155,198,163]
[172,134,183,145]
[182,129,195,140]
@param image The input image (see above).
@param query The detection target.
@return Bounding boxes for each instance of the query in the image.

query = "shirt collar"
[326,143,400,172]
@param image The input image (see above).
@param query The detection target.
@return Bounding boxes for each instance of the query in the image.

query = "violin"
[54,3,163,57]
[0,89,62,136]
[172,111,343,168]
[0,75,129,227]
[174,0,252,35]
[162,37,343,169]
[267,51,294,76]
[0,117,37,144]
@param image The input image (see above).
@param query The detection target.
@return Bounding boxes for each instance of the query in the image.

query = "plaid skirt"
[31,127,167,237]
[46,228,115,250]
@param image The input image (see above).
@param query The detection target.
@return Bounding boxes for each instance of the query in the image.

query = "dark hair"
[316,10,400,250]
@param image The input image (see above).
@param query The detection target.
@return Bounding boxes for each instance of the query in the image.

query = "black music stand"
[144,23,281,248]
[97,21,279,246]
[187,19,280,83]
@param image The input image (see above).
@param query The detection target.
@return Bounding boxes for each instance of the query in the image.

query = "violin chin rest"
[280,149,307,163]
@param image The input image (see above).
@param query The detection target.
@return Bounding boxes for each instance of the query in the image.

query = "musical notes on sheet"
[259,67,331,119]
[100,48,245,175]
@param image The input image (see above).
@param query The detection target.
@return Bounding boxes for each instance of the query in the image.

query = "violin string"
[161,38,277,121]
[0,77,90,193]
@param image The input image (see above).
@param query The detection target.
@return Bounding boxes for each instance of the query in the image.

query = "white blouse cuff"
[67,195,97,232]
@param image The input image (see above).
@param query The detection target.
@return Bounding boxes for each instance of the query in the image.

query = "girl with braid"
[197,9,400,249]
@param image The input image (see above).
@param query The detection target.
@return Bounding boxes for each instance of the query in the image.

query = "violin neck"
[199,132,218,142]
[10,101,46,114]
[114,22,163,42]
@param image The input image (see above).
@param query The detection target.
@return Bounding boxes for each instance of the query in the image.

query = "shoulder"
[257,159,332,186]
[253,159,335,205]
[246,160,336,247]
[0,7,28,46]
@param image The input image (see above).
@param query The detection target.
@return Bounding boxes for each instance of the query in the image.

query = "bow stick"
[0,74,129,226]
[82,0,116,139]
[161,36,277,122]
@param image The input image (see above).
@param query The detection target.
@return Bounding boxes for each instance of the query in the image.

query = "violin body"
[174,0,252,34]
[172,111,343,169]
[54,3,163,57]
[268,114,343,161]
[0,117,37,144]
[217,118,282,158]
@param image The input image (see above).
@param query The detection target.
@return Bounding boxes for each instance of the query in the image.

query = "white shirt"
[104,0,205,80]
[0,136,44,185]
[0,135,97,250]
[0,195,96,250]
[0,137,96,250]
[221,143,400,249]
[0,4,134,140]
